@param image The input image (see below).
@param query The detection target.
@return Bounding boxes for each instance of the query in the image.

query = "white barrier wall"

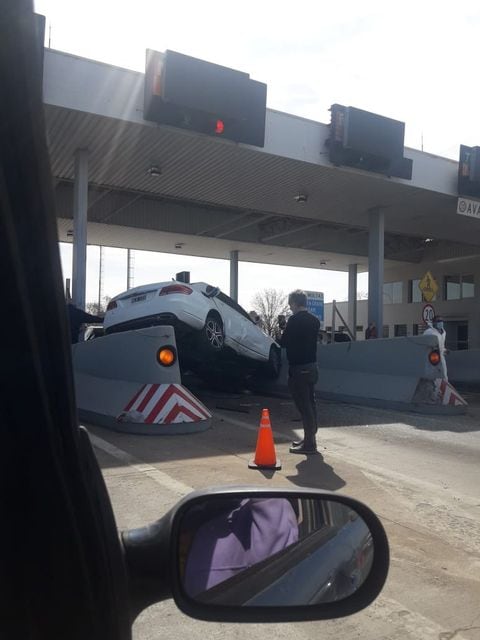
[72,326,212,434]
[257,335,467,414]
[446,349,480,384]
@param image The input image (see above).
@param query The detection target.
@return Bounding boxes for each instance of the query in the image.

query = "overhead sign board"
[418,271,438,303]
[328,104,413,180]
[144,49,267,147]
[458,145,480,197]
[457,197,480,219]
[305,291,324,328]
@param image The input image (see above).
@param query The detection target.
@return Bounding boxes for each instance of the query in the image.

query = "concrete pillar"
[368,208,384,336]
[72,149,88,309]
[230,250,239,302]
[98,246,104,310]
[348,263,357,339]
[127,249,134,290]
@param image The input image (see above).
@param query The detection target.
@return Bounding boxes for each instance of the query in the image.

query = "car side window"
[216,292,252,321]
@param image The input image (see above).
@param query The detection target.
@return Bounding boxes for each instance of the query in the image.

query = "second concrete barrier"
[255,335,467,414]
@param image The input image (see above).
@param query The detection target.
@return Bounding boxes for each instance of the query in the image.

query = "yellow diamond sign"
[418,271,438,302]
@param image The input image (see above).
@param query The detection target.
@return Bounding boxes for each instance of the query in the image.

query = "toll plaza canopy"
[44,48,479,273]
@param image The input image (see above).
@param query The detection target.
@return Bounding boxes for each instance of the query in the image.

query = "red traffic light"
[215,119,225,135]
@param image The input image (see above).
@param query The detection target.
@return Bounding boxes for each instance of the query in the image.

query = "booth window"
[444,274,474,300]
[383,281,403,304]
[462,274,475,298]
[408,278,438,303]
[394,324,407,337]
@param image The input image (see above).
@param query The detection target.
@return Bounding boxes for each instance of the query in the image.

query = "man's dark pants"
[288,363,318,447]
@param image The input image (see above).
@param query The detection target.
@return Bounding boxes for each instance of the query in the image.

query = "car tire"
[201,313,225,353]
[265,344,282,379]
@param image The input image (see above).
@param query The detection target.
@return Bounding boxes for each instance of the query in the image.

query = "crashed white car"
[104,281,281,377]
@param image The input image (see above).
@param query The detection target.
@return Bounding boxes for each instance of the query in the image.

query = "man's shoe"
[291,439,303,447]
[289,444,319,455]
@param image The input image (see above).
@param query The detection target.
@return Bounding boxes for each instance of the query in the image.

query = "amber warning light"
[157,347,177,367]
[428,350,441,366]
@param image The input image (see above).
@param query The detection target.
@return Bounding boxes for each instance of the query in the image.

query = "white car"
[104,281,282,378]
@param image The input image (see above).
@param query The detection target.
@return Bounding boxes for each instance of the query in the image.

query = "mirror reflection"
[178,497,374,606]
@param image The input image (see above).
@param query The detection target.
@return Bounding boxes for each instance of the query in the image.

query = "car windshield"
[22,2,480,638]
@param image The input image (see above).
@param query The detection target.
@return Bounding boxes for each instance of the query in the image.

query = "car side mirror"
[122,487,389,623]
[204,286,220,298]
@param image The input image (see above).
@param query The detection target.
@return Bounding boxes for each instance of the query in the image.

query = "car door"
[214,293,269,360]
[244,316,272,360]
[212,292,253,355]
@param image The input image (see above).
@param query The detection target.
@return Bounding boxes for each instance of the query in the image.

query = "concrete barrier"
[447,349,480,387]
[72,326,212,434]
[254,335,467,414]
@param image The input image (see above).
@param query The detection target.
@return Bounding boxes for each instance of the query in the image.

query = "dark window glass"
[394,324,407,337]
[445,275,461,300]
[216,291,251,320]
[409,279,423,303]
[462,274,475,298]
[384,282,403,304]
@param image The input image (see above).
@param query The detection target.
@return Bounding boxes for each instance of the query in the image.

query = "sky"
[36,0,480,308]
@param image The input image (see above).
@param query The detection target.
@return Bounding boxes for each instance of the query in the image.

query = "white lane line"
[91,425,471,638]
[89,433,194,497]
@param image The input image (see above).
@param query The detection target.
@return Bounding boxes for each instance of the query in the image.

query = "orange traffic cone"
[248,408,281,470]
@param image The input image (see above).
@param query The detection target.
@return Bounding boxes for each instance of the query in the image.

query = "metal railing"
[330,300,355,342]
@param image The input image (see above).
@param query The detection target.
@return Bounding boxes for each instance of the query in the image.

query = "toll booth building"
[326,259,479,350]
[42,46,480,353]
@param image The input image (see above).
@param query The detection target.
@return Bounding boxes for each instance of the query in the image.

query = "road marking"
[89,433,194,497]
[91,424,474,639]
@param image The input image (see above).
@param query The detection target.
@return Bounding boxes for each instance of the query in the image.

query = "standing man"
[281,290,320,455]
[365,321,377,339]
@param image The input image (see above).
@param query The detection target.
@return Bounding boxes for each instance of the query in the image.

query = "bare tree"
[251,288,289,337]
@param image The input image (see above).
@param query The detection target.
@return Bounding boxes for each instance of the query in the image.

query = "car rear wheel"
[202,314,224,352]
[265,344,282,379]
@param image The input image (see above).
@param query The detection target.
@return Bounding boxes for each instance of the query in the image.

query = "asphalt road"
[87,390,480,640]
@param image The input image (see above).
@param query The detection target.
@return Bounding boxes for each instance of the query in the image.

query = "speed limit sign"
[422,304,435,324]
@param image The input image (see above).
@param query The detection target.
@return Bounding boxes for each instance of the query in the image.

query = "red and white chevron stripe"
[437,380,468,407]
[117,383,212,424]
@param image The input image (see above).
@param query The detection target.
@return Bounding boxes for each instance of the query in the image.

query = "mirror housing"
[122,487,389,623]
[205,286,220,298]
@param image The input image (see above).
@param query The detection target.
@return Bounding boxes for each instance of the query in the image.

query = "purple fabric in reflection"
[184,498,299,596]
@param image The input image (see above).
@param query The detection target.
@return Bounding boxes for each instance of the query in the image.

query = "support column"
[368,208,384,336]
[348,263,357,339]
[72,149,88,310]
[230,250,239,302]
[98,246,104,310]
[127,249,134,290]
